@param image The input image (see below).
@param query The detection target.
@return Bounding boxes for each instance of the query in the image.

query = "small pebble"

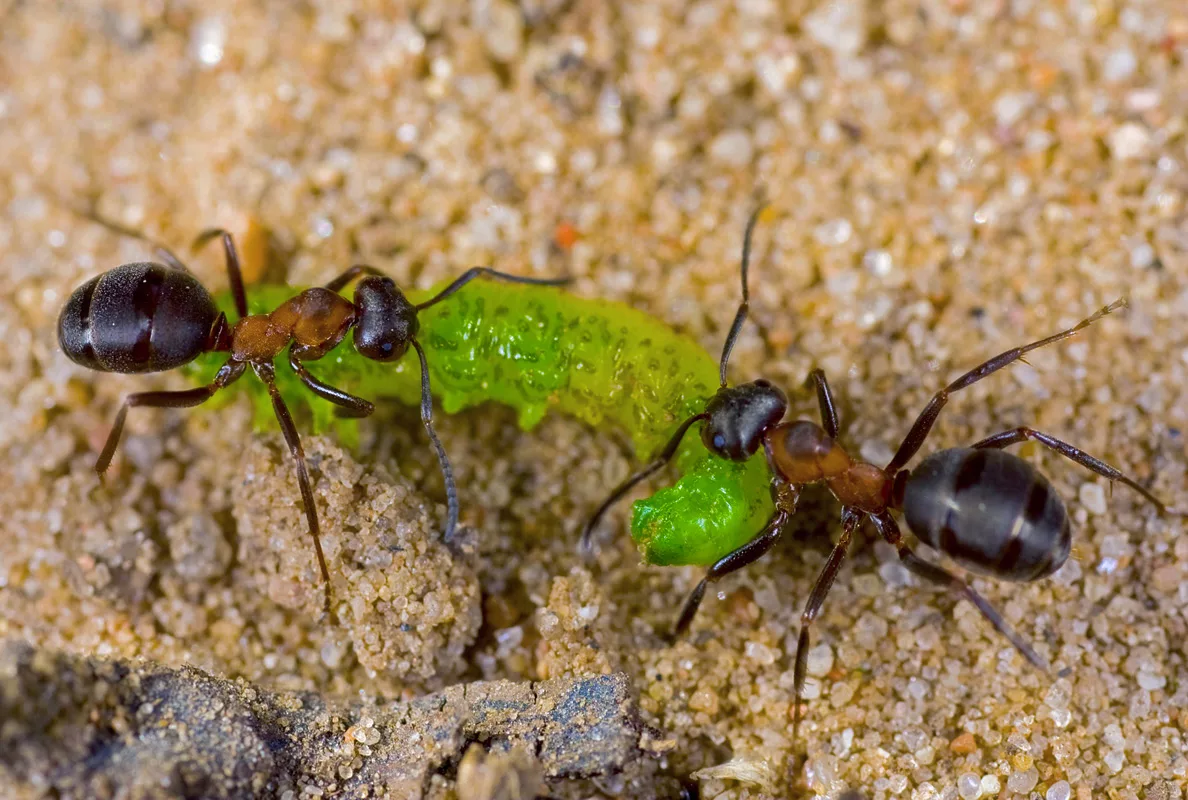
[744,641,777,665]
[852,573,883,597]
[1126,88,1161,112]
[834,728,854,756]
[320,641,344,669]
[1007,732,1031,754]
[879,560,913,588]
[1103,723,1126,749]
[1078,483,1108,515]
[1130,242,1157,270]
[914,625,939,651]
[863,249,894,278]
[1006,766,1038,793]
[576,604,599,622]
[814,218,853,247]
[1137,670,1166,691]
[478,0,522,61]
[903,728,928,751]
[709,130,754,167]
[1103,48,1137,83]
[950,732,977,754]
[803,0,867,55]
[1044,680,1072,709]
[906,677,929,701]
[805,643,834,677]
[993,92,1034,127]
[829,681,855,707]
[1109,123,1151,161]
[912,782,937,800]
[1151,565,1181,593]
[854,612,889,649]
[190,16,226,67]
[1104,750,1126,774]
[980,775,1000,795]
[1046,780,1072,800]
[689,686,720,714]
[957,773,982,800]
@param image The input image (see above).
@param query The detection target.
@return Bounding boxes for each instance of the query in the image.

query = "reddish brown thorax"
[230,288,355,363]
[764,420,892,513]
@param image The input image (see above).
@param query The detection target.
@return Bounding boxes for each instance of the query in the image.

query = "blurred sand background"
[1,1,1187,798]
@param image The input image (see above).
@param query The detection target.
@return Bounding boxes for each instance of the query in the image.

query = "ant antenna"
[717,204,766,388]
[60,195,192,274]
[578,411,709,553]
[411,339,460,541]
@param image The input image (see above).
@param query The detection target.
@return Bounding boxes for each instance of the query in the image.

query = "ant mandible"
[583,206,1170,737]
[58,212,568,616]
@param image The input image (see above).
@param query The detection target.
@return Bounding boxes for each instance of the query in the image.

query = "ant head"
[353,276,419,361]
[700,379,788,461]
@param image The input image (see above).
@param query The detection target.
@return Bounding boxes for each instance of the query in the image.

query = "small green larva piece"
[189,280,773,565]
[631,452,772,566]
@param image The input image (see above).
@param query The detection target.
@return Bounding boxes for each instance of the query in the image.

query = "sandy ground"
[1,1,1187,798]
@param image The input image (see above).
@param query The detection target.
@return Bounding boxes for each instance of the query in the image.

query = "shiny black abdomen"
[902,447,1071,582]
[58,262,219,373]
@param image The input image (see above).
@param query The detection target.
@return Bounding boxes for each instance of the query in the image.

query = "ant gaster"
[583,206,1170,737]
[59,214,568,615]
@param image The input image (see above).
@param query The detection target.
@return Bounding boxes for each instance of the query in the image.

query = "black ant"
[583,206,1171,736]
[58,213,568,615]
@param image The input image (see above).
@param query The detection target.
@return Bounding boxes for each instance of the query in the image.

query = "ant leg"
[885,299,1126,473]
[717,204,766,387]
[804,368,840,439]
[415,267,571,311]
[869,511,1047,670]
[579,412,710,553]
[96,360,246,476]
[192,228,248,319]
[971,427,1167,512]
[288,349,374,418]
[411,339,459,542]
[322,264,387,293]
[792,506,861,740]
[672,508,791,639]
[671,482,799,637]
[253,362,333,616]
[73,204,189,272]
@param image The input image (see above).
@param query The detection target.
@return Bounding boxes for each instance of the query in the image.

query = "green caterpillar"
[190,281,772,565]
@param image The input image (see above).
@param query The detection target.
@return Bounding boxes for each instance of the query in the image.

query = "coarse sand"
[1,1,1186,798]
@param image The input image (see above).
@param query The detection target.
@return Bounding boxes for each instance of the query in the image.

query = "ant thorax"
[764,420,890,512]
[764,420,850,483]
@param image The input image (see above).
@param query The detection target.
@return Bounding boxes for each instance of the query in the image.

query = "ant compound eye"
[713,433,727,450]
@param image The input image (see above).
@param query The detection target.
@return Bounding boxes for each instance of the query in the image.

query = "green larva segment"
[632,453,772,566]
[189,280,773,566]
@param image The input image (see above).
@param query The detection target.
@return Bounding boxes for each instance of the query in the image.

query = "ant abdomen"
[58,261,223,374]
[902,448,1072,582]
